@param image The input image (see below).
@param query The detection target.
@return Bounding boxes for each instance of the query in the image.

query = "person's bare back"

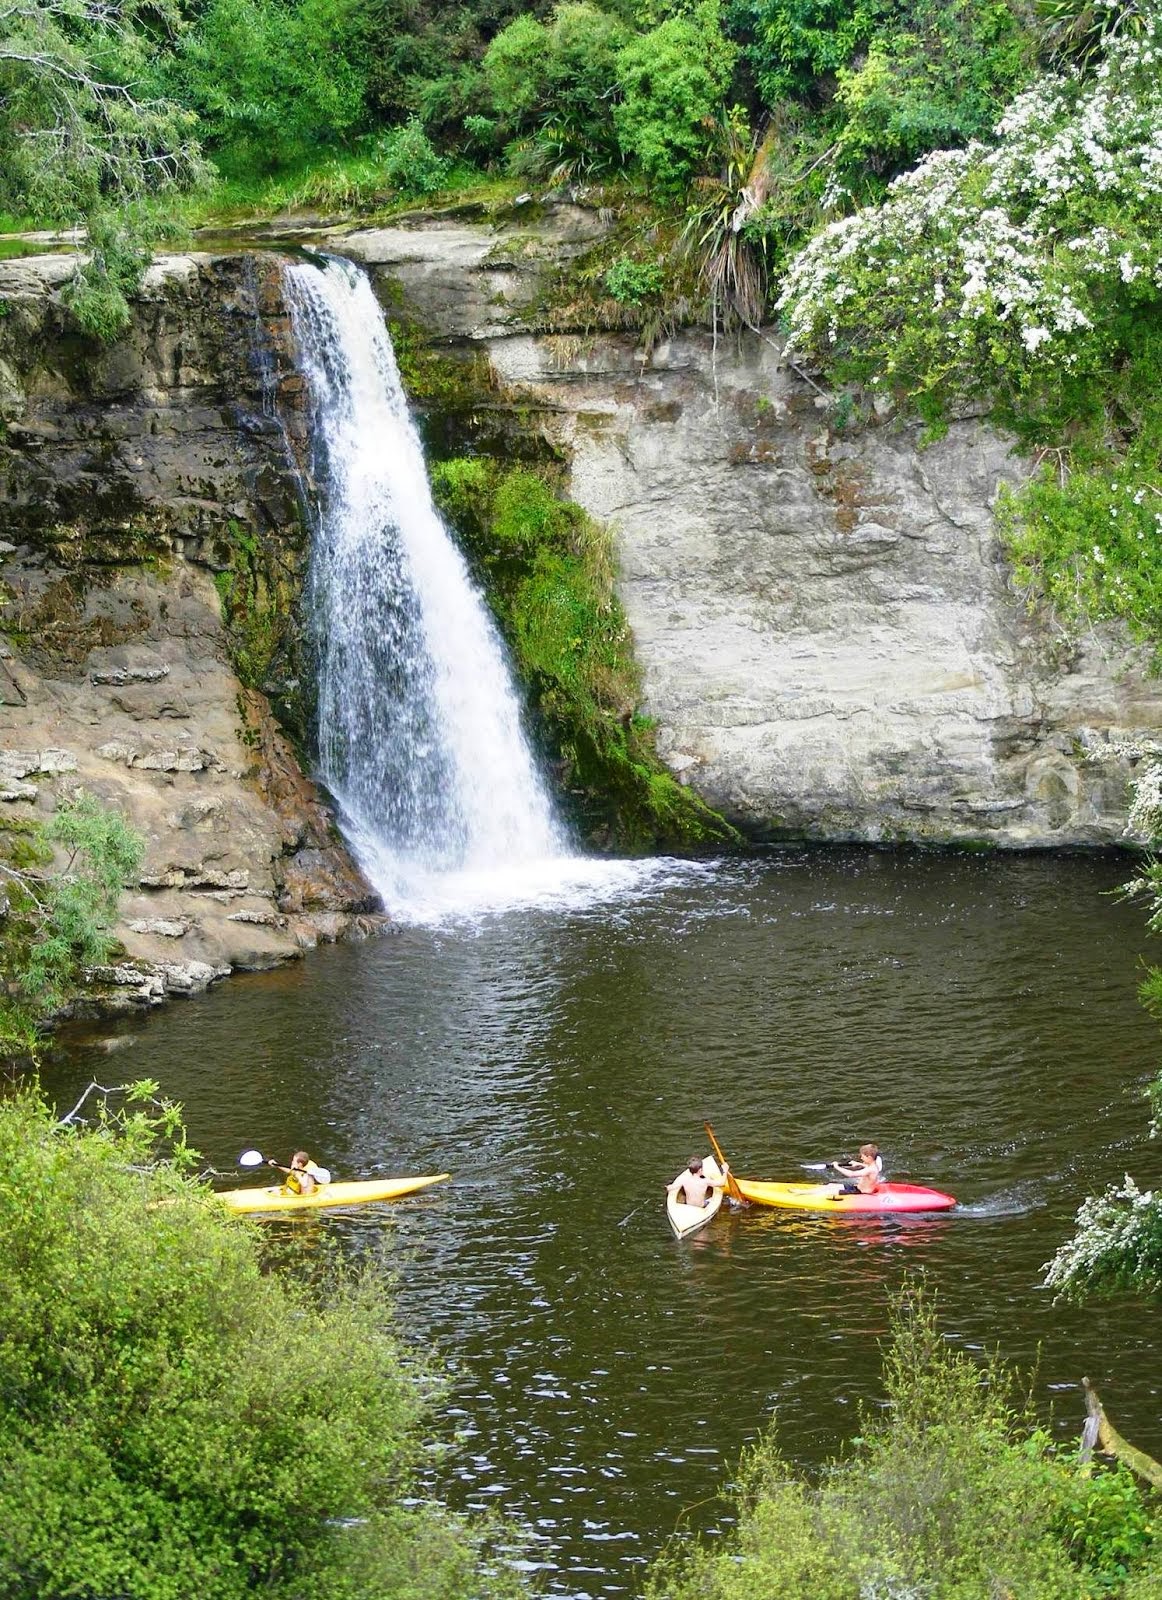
[667,1157,726,1208]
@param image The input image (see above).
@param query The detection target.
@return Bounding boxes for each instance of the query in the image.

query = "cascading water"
[283,254,570,914]
[283,254,667,922]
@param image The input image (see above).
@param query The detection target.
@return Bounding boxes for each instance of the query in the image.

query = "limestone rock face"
[336,212,1162,847]
[0,251,381,1011]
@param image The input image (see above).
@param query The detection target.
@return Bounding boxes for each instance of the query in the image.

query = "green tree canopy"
[0,0,206,332]
[164,0,369,173]
[614,2,738,190]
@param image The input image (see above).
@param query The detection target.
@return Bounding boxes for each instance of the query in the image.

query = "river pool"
[44,847,1162,1597]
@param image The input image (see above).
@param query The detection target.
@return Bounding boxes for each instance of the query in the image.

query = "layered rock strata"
[0,251,379,1016]
[340,212,1162,846]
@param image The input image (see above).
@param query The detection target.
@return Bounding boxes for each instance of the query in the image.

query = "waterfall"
[283,254,570,918]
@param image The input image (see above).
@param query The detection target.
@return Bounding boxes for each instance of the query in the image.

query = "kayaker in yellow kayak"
[666,1156,731,1209]
[266,1150,330,1196]
[827,1143,883,1198]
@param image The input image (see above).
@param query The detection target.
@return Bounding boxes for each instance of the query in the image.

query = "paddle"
[238,1150,332,1184]
[801,1155,884,1175]
[702,1121,748,1206]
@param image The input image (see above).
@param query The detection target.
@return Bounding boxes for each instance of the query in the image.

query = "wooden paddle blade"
[703,1122,747,1204]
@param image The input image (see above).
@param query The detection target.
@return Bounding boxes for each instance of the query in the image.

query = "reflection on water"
[42,849,1162,1599]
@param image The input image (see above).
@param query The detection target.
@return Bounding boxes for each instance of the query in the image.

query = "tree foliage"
[614,3,738,192]
[645,1284,1159,1599]
[481,3,627,177]
[0,792,143,1057]
[163,0,369,174]
[0,0,204,218]
[0,0,206,333]
[0,1085,527,1600]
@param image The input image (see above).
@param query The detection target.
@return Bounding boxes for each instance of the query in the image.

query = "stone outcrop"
[0,250,381,1013]
[4,202,1160,967]
[339,210,1162,846]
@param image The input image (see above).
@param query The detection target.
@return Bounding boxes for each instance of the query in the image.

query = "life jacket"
[286,1160,327,1195]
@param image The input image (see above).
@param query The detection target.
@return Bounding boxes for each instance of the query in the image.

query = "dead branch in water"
[1081,1377,1162,1489]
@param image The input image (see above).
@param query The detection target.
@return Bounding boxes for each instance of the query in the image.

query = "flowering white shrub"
[775,27,1162,412]
[1043,1175,1162,1297]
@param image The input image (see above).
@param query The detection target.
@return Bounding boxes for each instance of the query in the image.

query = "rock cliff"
[0,250,379,1017]
[3,204,1160,1012]
[340,209,1162,846]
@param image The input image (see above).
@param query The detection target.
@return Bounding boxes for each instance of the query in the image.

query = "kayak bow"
[667,1156,725,1239]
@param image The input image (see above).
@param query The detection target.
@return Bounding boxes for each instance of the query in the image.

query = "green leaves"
[614,3,738,192]
[1,792,144,1047]
[645,1284,1159,1599]
[166,0,370,175]
[0,1088,526,1599]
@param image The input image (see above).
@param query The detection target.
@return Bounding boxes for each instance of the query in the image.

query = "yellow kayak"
[217,1173,451,1214]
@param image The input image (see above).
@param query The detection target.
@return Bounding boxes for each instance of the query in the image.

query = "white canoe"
[666,1156,725,1239]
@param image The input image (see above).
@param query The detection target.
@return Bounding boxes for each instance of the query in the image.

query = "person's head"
[291,1150,310,1169]
[688,1157,704,1175]
[859,1143,879,1163]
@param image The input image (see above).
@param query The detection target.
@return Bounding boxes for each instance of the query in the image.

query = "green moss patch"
[431,456,738,851]
[212,517,311,743]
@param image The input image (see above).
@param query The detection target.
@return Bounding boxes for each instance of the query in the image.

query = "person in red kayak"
[666,1156,730,1209]
[828,1143,883,1197]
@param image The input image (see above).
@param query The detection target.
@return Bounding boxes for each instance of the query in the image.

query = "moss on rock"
[211,516,311,744]
[430,455,738,851]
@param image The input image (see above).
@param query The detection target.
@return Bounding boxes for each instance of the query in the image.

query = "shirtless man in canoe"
[666,1156,730,1209]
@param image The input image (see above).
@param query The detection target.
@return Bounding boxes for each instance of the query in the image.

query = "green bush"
[604,257,665,305]
[0,1086,526,1600]
[1,793,144,1057]
[724,0,883,105]
[1055,1459,1156,1591]
[377,117,450,194]
[645,1285,1156,1600]
[482,4,628,177]
[830,0,1037,191]
[614,3,737,192]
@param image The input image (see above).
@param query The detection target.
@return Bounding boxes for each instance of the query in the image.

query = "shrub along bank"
[0,1085,526,1600]
[0,794,144,1062]
[644,1287,1160,1600]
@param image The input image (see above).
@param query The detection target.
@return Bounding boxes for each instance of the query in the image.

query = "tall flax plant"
[1037,0,1150,66]
[684,108,835,332]
[684,108,773,333]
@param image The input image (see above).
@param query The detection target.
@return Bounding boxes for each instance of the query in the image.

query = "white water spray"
[284,255,675,922]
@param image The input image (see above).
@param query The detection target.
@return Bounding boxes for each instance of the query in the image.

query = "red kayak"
[733,1178,957,1213]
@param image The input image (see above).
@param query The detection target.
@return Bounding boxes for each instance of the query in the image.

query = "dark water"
[43,850,1162,1597]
